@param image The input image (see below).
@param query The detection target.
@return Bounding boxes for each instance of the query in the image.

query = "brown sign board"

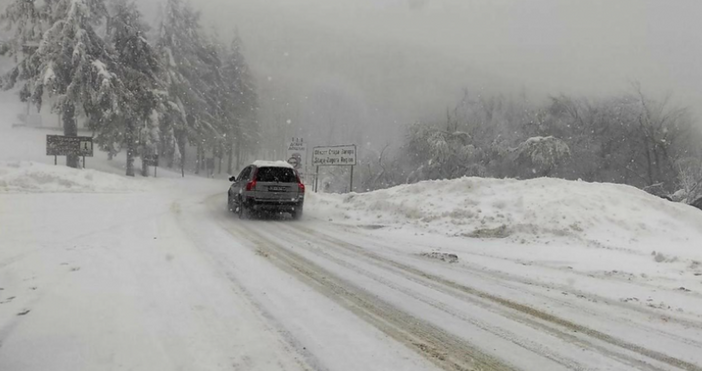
[143,154,159,167]
[47,135,94,157]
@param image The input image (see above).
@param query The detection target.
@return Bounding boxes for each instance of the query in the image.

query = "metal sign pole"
[315,166,320,192]
[54,156,57,165]
[349,165,354,193]
[83,155,86,169]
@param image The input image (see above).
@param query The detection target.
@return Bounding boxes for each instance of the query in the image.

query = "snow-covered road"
[2,111,702,370]
[201,196,702,371]
[2,172,702,370]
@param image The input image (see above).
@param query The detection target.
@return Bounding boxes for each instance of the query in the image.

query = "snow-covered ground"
[2,96,702,370]
[310,176,702,293]
[0,161,149,193]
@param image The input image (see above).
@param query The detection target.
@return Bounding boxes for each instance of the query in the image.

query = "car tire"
[238,198,250,220]
[291,207,303,221]
[227,194,235,212]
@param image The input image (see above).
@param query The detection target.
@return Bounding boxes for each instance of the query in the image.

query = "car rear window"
[255,167,298,183]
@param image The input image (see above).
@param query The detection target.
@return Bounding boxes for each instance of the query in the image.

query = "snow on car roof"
[252,160,294,169]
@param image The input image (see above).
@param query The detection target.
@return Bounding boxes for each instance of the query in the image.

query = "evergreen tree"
[105,0,160,176]
[2,0,118,168]
[156,0,211,172]
[221,34,258,173]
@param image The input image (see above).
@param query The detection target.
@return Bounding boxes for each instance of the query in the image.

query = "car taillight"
[246,180,257,191]
[298,183,305,193]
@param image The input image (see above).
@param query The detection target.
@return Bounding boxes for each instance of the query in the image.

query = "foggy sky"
[180,0,702,110]
[152,0,700,148]
[4,0,701,146]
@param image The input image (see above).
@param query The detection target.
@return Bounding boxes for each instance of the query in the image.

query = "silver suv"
[228,161,305,220]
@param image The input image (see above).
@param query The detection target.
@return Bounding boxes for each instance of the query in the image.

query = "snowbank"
[308,177,702,249]
[252,160,294,169]
[0,161,148,193]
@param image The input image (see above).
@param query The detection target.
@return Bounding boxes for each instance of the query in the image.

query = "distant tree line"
[359,85,702,206]
[0,0,258,176]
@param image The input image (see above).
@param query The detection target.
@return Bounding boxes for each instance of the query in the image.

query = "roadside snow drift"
[0,161,148,193]
[308,177,702,254]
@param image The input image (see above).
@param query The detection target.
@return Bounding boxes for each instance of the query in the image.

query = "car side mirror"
[228,176,236,182]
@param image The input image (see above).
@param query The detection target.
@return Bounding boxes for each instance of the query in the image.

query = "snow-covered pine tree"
[0,0,44,62]
[1,0,119,168]
[105,0,160,177]
[156,0,212,173]
[195,35,226,175]
[221,34,258,173]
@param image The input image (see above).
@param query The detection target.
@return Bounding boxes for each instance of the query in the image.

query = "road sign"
[143,154,159,167]
[47,135,94,157]
[80,140,92,155]
[287,138,307,173]
[312,144,357,193]
[312,145,356,166]
[287,156,300,168]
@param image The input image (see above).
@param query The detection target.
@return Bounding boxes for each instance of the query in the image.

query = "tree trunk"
[195,145,201,175]
[227,139,234,174]
[141,157,149,177]
[235,136,242,172]
[126,120,136,177]
[180,142,186,178]
[63,103,79,168]
[142,122,150,177]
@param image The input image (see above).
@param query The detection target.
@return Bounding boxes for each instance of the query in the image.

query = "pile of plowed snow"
[0,161,148,193]
[308,177,702,250]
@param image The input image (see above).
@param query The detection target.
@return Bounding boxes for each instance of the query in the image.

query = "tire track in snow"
[250,223,592,370]
[213,214,517,371]
[278,222,702,371]
[270,222,681,371]
[298,224,702,346]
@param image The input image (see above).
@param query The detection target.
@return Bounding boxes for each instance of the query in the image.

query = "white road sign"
[313,145,357,166]
[287,137,307,173]
[80,140,93,155]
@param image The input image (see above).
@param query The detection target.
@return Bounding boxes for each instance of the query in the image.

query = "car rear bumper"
[246,198,303,211]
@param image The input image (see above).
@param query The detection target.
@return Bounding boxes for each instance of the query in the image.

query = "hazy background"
[147,0,700,149]
[5,0,702,151]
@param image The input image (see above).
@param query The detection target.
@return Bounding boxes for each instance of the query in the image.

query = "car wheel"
[291,207,303,221]
[238,198,250,220]
[227,194,235,212]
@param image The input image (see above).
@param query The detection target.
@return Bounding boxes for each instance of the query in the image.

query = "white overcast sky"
[162,0,702,117]
[3,0,698,126]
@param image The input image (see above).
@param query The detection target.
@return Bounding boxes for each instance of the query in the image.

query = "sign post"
[79,139,92,169]
[315,166,320,192]
[312,144,357,193]
[206,158,215,178]
[287,137,307,179]
[47,135,93,167]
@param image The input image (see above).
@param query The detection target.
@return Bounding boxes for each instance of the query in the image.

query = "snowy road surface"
[2,166,702,371]
[2,117,702,371]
